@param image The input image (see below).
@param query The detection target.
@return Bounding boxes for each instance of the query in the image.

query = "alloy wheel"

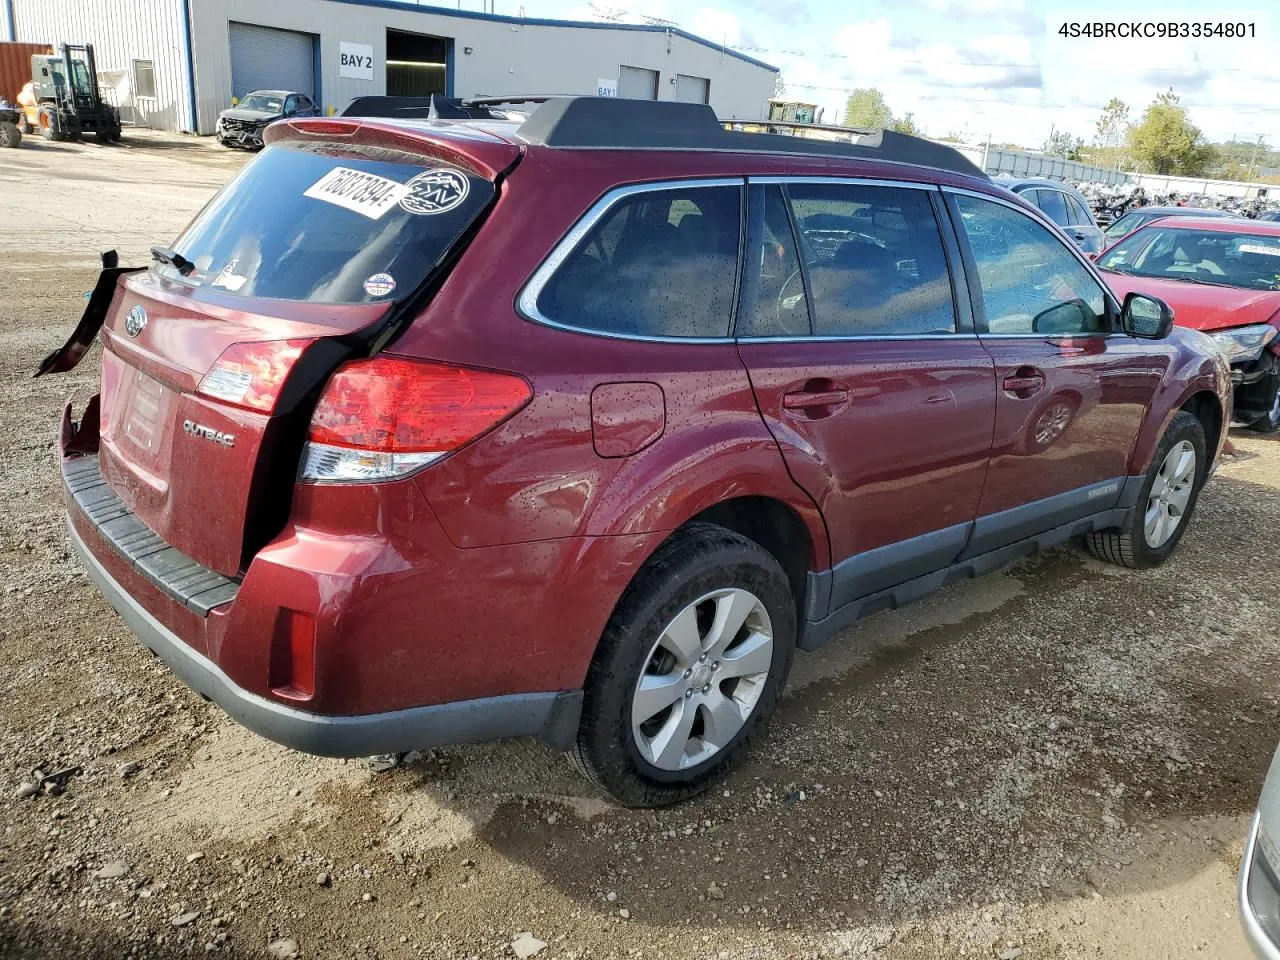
[631,588,774,772]
[1144,440,1197,548]
[1034,401,1073,446]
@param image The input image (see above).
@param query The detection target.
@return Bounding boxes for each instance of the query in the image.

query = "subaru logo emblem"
[125,305,147,338]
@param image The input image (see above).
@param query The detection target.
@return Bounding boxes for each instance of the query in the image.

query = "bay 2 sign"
[340,42,375,81]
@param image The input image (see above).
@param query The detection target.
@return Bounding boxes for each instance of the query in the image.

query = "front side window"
[535,185,741,338]
[1098,226,1280,291]
[953,193,1108,335]
[1033,189,1070,227]
[1066,195,1092,228]
[785,182,957,337]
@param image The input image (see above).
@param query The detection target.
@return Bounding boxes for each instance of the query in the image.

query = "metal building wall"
[8,0,193,131]
[1,3,13,43]
[190,0,777,135]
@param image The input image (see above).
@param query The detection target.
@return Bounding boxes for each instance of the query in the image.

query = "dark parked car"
[216,89,319,149]
[41,98,1231,807]
[996,177,1107,255]
[1104,205,1231,242]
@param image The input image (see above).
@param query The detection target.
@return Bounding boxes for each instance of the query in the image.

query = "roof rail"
[514,97,989,180]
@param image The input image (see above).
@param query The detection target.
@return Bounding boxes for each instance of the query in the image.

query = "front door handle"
[1003,369,1046,398]
[783,388,849,410]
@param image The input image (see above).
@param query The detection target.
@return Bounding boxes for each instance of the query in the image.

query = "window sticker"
[1239,243,1280,257]
[362,273,396,297]
[212,258,247,291]
[303,167,409,220]
[400,169,470,216]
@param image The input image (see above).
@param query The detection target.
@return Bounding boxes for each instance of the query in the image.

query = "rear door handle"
[783,389,849,409]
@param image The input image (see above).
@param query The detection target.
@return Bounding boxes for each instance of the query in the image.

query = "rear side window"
[739,185,810,338]
[161,142,494,304]
[1066,195,1092,227]
[787,182,958,337]
[535,185,741,339]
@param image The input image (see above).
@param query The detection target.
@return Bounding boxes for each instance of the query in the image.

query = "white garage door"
[229,22,315,100]
[674,74,710,104]
[618,65,658,100]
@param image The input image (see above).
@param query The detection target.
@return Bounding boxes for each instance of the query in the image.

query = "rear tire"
[0,121,20,148]
[571,522,796,807]
[1082,411,1207,569]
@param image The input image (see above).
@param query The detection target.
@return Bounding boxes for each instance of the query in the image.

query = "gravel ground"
[1,130,1276,960]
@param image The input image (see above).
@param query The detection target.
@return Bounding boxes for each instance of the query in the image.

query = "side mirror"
[1032,298,1093,334]
[1120,292,1174,339]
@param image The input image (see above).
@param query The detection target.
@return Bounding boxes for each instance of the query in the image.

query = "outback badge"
[124,305,147,338]
[183,419,235,448]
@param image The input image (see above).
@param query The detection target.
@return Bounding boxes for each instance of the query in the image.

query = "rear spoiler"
[342,95,506,120]
[342,94,575,120]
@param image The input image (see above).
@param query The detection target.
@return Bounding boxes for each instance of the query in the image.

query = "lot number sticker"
[304,167,408,220]
[400,169,470,216]
[1239,243,1280,257]
[362,273,396,297]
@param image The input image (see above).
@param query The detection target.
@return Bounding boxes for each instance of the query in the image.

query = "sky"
[500,0,1278,148]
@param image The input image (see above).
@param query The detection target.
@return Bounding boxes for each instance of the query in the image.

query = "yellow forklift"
[16,43,121,143]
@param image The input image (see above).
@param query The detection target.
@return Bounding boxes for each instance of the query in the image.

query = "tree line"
[839,86,1275,183]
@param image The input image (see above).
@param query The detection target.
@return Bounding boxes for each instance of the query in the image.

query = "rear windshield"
[160,141,493,304]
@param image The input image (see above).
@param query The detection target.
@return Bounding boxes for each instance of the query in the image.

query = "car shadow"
[377,469,1280,935]
[6,463,1277,955]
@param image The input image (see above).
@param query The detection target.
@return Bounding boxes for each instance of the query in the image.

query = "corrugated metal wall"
[8,0,193,130]
[191,0,776,135]
[2,4,13,43]
[0,41,50,101]
[7,0,776,135]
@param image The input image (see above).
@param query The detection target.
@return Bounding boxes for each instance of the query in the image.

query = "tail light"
[197,339,311,413]
[299,356,532,482]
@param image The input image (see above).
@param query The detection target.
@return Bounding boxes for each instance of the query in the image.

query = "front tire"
[1247,374,1280,434]
[0,121,20,148]
[1082,411,1207,569]
[572,523,796,807]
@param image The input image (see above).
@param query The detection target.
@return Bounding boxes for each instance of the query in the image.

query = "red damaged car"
[1099,217,1280,432]
[42,98,1231,806]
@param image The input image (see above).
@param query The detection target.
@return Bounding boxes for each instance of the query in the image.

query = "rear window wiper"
[150,244,196,276]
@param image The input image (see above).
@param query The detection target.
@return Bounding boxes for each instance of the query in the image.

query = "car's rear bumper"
[58,388,661,757]
[1241,812,1280,960]
[68,518,581,756]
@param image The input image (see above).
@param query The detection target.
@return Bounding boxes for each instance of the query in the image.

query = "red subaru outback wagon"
[44,98,1231,806]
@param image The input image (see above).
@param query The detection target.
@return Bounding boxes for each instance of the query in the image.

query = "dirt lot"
[1,130,1277,960]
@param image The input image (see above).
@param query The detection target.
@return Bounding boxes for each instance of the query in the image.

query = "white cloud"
[688,7,742,46]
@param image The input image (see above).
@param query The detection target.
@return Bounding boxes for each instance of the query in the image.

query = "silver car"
[996,177,1107,256]
[1241,747,1280,957]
